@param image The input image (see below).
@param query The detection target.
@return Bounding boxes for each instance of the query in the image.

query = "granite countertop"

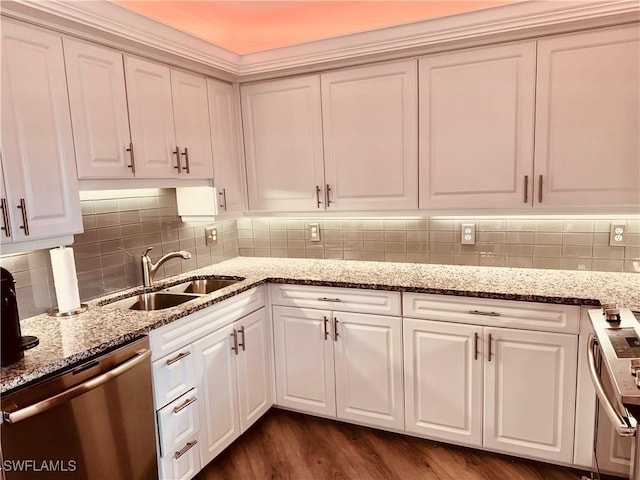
[2,257,638,394]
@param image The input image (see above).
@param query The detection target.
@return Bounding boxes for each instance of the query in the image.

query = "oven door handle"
[587,333,637,437]
[2,348,151,424]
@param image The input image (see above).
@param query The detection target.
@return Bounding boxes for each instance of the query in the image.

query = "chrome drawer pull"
[0,198,10,238]
[318,297,341,302]
[238,326,246,351]
[231,329,238,355]
[219,188,227,211]
[165,351,190,366]
[17,198,29,236]
[181,147,190,174]
[315,185,323,208]
[126,142,136,174]
[488,333,493,362]
[174,440,198,460]
[173,396,197,414]
[333,317,339,342]
[468,310,500,317]
[173,146,182,173]
[474,332,479,361]
[523,175,528,203]
[323,316,329,341]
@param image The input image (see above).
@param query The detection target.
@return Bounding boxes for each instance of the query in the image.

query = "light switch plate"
[609,223,627,246]
[309,223,321,242]
[461,223,476,245]
[205,226,218,246]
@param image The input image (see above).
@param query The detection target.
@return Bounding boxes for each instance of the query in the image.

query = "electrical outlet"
[309,223,321,242]
[461,223,476,245]
[609,223,627,246]
[205,226,218,246]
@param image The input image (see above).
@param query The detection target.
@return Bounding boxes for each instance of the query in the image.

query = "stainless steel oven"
[588,306,640,480]
[0,337,158,480]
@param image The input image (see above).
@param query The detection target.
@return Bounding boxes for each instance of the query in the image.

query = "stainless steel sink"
[108,292,201,311]
[163,277,243,295]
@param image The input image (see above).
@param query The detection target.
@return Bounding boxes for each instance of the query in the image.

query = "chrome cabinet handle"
[173,396,197,414]
[219,188,227,211]
[487,333,493,362]
[474,332,479,361]
[238,326,246,351]
[181,147,190,174]
[126,142,136,174]
[468,310,500,317]
[231,329,238,355]
[538,175,543,203]
[17,198,29,236]
[333,317,339,342]
[524,175,528,203]
[166,350,190,366]
[3,349,151,424]
[315,185,323,209]
[318,297,341,303]
[325,184,333,206]
[323,316,329,341]
[587,334,636,436]
[174,440,198,460]
[173,146,182,173]
[1,198,10,238]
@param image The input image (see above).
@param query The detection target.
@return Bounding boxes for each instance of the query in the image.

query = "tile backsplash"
[0,188,637,320]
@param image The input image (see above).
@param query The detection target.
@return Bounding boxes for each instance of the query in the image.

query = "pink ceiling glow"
[114,1,520,54]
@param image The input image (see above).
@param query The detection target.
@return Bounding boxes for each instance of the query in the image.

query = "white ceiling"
[112,1,521,54]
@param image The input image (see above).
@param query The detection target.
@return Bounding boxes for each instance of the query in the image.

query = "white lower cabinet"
[194,307,272,466]
[404,300,578,465]
[273,305,404,430]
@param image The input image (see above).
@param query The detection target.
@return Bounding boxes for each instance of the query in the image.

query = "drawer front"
[153,345,195,409]
[159,436,201,480]
[157,388,200,457]
[403,293,579,334]
[271,284,401,316]
[150,286,265,360]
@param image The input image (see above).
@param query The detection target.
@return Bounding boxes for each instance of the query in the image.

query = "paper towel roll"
[50,246,81,312]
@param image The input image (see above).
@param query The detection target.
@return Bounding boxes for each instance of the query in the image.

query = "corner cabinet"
[321,60,418,211]
[0,20,82,250]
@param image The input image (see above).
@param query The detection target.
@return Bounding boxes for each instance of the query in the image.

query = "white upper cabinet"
[171,69,214,179]
[242,75,325,212]
[1,20,82,244]
[125,56,178,178]
[321,60,418,211]
[419,42,536,210]
[534,25,640,208]
[64,38,133,179]
[207,79,245,214]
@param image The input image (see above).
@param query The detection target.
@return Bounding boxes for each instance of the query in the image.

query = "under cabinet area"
[403,293,579,464]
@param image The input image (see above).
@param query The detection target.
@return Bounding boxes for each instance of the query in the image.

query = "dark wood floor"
[194,409,589,480]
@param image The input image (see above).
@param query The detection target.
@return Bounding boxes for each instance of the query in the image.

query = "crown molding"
[2,0,638,80]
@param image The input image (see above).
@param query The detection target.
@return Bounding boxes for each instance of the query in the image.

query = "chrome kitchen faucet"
[141,246,191,288]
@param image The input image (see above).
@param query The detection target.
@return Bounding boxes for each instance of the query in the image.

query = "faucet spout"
[141,247,191,288]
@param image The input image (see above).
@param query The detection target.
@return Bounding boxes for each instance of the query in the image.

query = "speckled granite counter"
[2,257,638,394]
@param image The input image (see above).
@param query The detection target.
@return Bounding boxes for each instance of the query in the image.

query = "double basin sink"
[107,277,244,311]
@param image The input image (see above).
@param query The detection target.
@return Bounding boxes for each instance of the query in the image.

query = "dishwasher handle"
[3,348,152,424]
[587,333,637,437]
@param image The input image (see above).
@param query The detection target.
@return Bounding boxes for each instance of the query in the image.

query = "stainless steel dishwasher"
[0,337,158,480]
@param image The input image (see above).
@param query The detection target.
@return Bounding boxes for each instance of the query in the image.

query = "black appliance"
[1,267,38,366]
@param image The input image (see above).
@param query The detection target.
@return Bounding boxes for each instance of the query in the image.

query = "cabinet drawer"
[403,293,579,334]
[157,388,200,457]
[153,345,195,409]
[159,436,201,480]
[271,284,401,316]
[150,286,265,360]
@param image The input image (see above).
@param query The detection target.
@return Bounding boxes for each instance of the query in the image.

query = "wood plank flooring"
[194,409,589,480]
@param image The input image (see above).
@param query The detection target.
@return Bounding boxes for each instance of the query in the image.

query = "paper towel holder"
[47,304,89,317]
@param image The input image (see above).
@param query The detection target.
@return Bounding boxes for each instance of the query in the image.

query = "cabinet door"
[236,308,272,432]
[125,56,177,178]
[193,324,240,465]
[242,76,325,212]
[208,79,245,214]
[534,26,640,208]
[484,327,577,463]
[403,319,483,446]
[171,69,213,179]
[272,306,336,416]
[63,38,133,179]
[321,60,418,211]
[1,20,82,241]
[334,312,404,430]
[419,42,536,210]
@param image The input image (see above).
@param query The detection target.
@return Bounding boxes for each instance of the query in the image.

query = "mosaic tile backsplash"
[0,186,637,319]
